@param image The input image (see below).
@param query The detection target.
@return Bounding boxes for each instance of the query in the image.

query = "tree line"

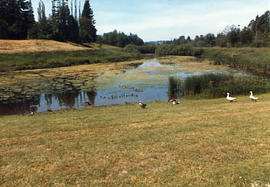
[165,10,270,47]
[0,0,97,43]
[99,30,144,47]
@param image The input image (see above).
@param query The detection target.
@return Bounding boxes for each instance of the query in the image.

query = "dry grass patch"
[0,40,90,54]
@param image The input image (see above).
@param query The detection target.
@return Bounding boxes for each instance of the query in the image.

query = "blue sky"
[32,0,270,41]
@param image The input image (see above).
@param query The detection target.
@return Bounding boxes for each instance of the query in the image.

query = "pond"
[0,57,248,115]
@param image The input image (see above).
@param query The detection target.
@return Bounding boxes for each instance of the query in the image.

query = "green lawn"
[1,93,270,186]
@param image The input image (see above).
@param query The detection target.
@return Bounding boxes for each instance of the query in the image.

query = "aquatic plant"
[179,73,270,98]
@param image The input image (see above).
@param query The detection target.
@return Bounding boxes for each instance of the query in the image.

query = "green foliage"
[102,30,144,47]
[137,44,156,54]
[0,48,141,71]
[166,10,270,48]
[155,44,203,57]
[124,44,140,54]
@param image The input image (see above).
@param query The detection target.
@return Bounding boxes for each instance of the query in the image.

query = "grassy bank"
[155,45,270,76]
[202,47,270,76]
[1,94,270,186]
[0,48,141,71]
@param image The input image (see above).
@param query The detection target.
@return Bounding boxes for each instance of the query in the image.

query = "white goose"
[249,91,258,102]
[226,92,236,102]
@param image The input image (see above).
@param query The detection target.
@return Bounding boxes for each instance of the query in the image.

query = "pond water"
[0,58,248,115]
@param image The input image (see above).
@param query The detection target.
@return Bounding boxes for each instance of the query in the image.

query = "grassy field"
[1,94,270,186]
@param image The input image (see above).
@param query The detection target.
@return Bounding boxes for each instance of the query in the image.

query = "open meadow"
[1,94,270,186]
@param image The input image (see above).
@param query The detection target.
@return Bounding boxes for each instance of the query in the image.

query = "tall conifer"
[79,0,97,42]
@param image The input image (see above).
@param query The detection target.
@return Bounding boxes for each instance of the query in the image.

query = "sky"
[32,0,270,42]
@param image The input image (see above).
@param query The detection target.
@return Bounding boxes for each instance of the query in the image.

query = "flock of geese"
[138,91,259,109]
[226,91,258,102]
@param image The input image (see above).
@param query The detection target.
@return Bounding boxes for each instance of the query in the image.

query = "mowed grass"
[1,94,270,186]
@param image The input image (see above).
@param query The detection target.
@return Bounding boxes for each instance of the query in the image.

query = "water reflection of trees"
[57,90,80,108]
[86,90,97,105]
[0,78,98,115]
[44,87,97,109]
[0,96,40,115]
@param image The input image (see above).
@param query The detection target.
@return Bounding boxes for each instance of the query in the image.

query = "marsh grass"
[168,76,182,99]
[169,74,270,98]
[0,48,141,71]
[183,73,270,98]
[202,47,270,76]
[1,94,270,186]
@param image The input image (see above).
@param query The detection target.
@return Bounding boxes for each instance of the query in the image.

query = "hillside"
[1,94,270,186]
[0,40,138,71]
[0,40,116,54]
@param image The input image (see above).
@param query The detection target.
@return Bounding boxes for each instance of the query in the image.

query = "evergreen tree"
[49,0,79,42]
[25,0,35,38]
[67,15,80,42]
[0,0,35,39]
[79,0,97,42]
[35,0,53,39]
[0,0,9,38]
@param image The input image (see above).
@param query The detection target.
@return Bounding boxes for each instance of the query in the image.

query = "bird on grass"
[47,109,53,112]
[138,101,147,109]
[226,92,236,102]
[84,101,92,106]
[172,100,179,105]
[249,91,258,102]
[168,98,179,105]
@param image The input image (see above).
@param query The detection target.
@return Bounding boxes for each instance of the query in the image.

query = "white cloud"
[96,0,269,41]
[33,0,269,41]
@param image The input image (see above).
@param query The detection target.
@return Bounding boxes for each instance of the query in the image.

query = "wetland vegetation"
[1,55,266,115]
[0,47,141,72]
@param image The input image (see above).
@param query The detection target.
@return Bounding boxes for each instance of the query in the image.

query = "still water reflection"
[0,59,247,115]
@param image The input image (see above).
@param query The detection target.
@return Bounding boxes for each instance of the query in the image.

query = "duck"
[168,98,180,104]
[249,91,258,102]
[168,98,179,104]
[172,100,180,105]
[84,101,92,106]
[47,109,53,112]
[138,101,147,109]
[226,92,236,102]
